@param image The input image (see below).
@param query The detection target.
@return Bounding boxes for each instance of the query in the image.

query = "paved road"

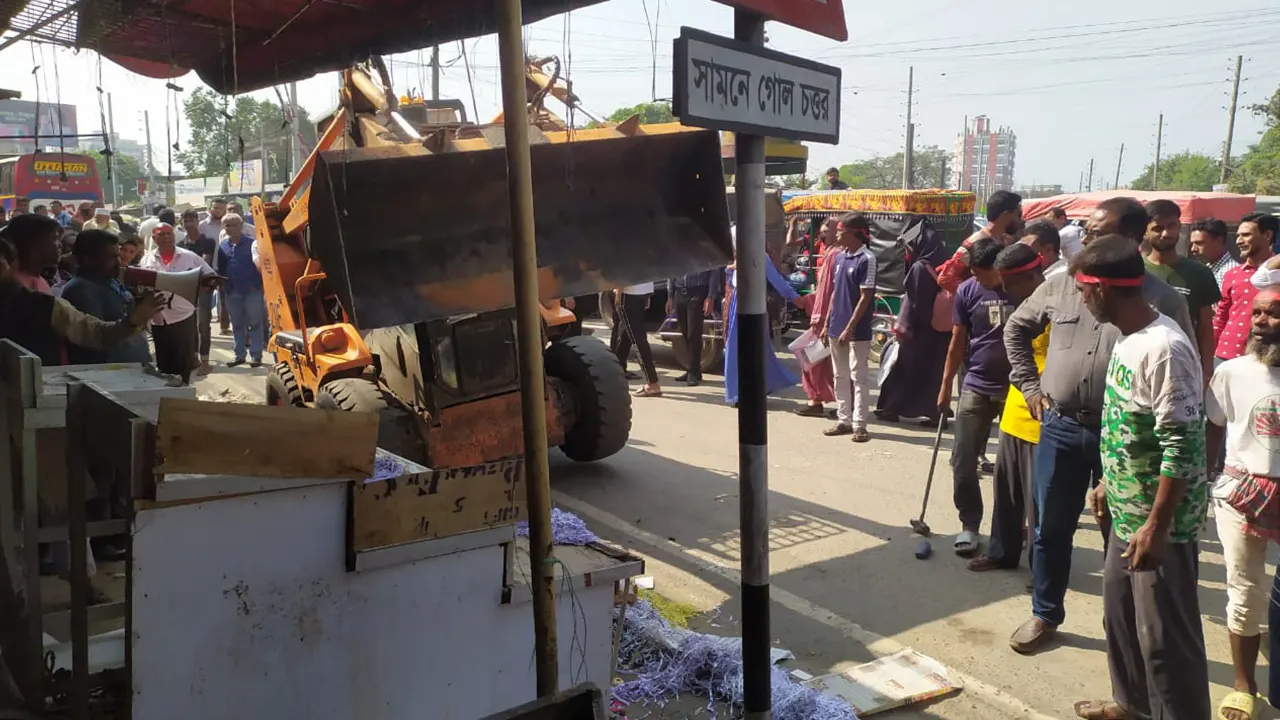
[196,326,1274,719]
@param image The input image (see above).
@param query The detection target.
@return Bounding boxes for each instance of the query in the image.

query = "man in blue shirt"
[937,237,1014,556]
[215,213,265,366]
[59,230,153,364]
[823,213,877,443]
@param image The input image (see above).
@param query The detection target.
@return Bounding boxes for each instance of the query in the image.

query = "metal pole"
[960,115,968,191]
[496,0,558,697]
[288,82,300,177]
[1114,142,1125,190]
[902,66,913,190]
[1153,113,1163,190]
[1221,55,1242,184]
[144,111,157,209]
[734,11,770,720]
[431,45,441,100]
[106,93,120,206]
[1087,158,1094,192]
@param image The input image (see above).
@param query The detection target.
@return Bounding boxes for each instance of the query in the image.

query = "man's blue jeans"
[226,289,265,362]
[1031,408,1102,627]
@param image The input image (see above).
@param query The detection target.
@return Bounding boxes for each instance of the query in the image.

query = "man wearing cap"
[1071,234,1209,720]
[81,207,120,236]
[1004,196,1195,654]
[1205,271,1280,720]
[968,242,1047,573]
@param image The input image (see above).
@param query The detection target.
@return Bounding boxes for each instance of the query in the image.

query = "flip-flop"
[633,386,662,398]
[823,424,853,437]
[1218,691,1260,720]
[953,531,979,557]
[1073,700,1130,719]
[965,555,1013,572]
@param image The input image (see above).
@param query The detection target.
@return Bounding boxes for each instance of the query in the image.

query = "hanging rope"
[51,49,67,179]
[459,40,479,124]
[94,53,113,188]
[28,42,41,153]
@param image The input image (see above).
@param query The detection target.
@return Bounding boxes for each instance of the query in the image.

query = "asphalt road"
[196,325,1275,719]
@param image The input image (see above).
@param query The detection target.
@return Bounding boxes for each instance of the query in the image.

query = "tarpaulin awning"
[1023,190,1257,224]
[1,0,606,93]
[783,189,976,217]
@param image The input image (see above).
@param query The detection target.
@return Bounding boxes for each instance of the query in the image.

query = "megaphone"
[121,266,204,304]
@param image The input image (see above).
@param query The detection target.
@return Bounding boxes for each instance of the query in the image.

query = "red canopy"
[4,0,606,93]
[1023,190,1257,224]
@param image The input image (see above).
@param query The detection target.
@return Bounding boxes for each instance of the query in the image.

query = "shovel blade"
[308,129,732,329]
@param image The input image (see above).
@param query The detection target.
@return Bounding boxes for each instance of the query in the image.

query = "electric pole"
[1087,158,1094,192]
[1153,113,1163,190]
[288,82,300,177]
[939,157,947,190]
[106,92,120,207]
[1221,55,1242,184]
[431,46,440,100]
[144,110,157,209]
[1114,143,1125,190]
[960,115,968,191]
[902,66,914,189]
[1079,171,1084,193]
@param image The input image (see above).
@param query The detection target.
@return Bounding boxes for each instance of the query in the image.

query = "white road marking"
[554,491,1060,720]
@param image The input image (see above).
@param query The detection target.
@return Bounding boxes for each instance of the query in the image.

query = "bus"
[0,152,103,215]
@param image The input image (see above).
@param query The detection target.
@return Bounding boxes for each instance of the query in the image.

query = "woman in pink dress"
[794,218,839,417]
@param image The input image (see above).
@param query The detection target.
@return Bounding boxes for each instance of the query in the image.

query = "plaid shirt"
[1208,253,1240,290]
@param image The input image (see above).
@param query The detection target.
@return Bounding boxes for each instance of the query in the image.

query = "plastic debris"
[516,507,600,546]
[613,599,855,720]
[369,455,405,482]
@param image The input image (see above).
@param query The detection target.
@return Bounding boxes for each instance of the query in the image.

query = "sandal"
[965,555,1014,572]
[1218,691,1260,720]
[1073,701,1130,719]
[823,424,852,437]
[634,386,662,398]
[793,404,826,418]
[953,531,979,557]
[850,427,871,443]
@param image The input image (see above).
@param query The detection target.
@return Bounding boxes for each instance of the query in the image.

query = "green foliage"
[835,146,949,190]
[778,173,816,189]
[179,88,319,184]
[1228,86,1280,195]
[603,101,675,125]
[1129,151,1221,191]
[81,149,142,206]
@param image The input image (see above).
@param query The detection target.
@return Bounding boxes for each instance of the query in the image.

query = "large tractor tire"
[315,377,428,465]
[266,363,304,407]
[544,336,631,462]
[670,335,724,374]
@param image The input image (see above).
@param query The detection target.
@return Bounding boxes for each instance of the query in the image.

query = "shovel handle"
[918,414,947,520]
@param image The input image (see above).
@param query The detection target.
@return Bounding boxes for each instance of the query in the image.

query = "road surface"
[196,325,1273,719]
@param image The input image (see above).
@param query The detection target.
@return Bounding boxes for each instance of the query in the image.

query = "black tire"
[315,378,428,464]
[670,335,724,374]
[266,363,303,407]
[544,336,631,462]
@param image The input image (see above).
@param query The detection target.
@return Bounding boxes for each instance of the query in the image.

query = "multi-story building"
[950,116,1016,196]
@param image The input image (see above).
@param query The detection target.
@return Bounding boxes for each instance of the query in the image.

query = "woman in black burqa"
[875,220,952,425]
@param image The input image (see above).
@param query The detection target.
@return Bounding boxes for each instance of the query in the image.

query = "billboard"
[225,159,263,194]
[0,100,79,154]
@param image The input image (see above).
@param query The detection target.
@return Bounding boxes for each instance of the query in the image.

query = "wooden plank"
[155,397,377,479]
[350,459,525,553]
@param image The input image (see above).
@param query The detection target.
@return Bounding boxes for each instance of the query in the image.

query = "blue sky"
[1,0,1276,188]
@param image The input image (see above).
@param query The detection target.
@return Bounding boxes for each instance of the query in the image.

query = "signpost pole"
[733,9,772,720]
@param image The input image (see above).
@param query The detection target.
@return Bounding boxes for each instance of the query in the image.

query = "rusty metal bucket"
[307,129,732,329]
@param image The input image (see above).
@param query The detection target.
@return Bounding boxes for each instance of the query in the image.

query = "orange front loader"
[251,57,731,469]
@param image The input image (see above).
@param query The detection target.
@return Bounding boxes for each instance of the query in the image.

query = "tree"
[179,88,319,184]
[777,173,816,189]
[1228,85,1280,195]
[835,146,950,190]
[594,101,675,127]
[1129,151,1219,191]
[82,149,143,206]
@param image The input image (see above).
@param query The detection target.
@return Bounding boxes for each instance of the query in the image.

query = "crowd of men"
[920,191,1280,720]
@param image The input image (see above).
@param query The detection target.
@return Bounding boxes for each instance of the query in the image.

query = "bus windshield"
[0,153,103,214]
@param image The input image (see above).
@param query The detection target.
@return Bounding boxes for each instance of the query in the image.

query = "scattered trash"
[790,669,814,682]
[613,599,855,720]
[634,576,655,590]
[516,507,599,546]
[713,493,736,502]
[804,649,961,716]
[369,455,405,482]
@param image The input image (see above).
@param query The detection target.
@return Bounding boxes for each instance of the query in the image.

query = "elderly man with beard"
[1206,279,1280,720]
[1004,196,1195,655]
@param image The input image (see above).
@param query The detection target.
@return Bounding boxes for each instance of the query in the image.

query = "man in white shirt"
[1206,283,1280,720]
[199,198,231,335]
[1046,208,1084,261]
[1022,221,1067,278]
[611,282,661,397]
[139,222,217,383]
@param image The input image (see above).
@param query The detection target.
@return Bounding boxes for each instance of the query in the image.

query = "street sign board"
[710,0,848,42]
[673,27,841,145]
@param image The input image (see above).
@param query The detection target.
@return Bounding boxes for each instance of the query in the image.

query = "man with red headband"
[968,242,1046,573]
[1205,279,1280,720]
[1070,234,1209,720]
[140,222,218,382]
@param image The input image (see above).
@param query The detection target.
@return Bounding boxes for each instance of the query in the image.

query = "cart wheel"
[266,363,303,407]
[669,334,724,374]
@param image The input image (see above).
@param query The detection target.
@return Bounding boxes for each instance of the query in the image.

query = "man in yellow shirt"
[969,242,1047,572]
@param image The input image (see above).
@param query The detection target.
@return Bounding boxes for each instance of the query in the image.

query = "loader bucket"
[307,129,732,329]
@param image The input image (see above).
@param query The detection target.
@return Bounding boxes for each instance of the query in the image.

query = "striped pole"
[734,10,771,720]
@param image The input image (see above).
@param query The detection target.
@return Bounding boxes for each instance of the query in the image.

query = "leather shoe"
[1009,616,1057,654]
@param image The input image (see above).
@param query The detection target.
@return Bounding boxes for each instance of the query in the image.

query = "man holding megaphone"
[131,223,222,383]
